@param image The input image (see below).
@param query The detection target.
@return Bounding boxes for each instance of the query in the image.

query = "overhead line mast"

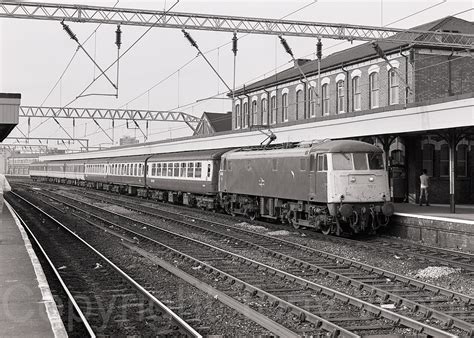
[0,1,472,48]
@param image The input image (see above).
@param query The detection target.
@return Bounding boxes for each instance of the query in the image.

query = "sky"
[0,0,472,151]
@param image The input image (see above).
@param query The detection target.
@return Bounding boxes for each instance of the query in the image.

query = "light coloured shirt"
[0,174,11,194]
[420,174,429,189]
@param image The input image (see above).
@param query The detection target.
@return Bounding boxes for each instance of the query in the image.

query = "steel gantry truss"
[20,106,201,132]
[0,1,472,48]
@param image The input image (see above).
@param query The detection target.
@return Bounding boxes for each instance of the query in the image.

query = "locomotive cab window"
[332,153,352,170]
[317,154,328,171]
[353,153,368,170]
[368,153,384,170]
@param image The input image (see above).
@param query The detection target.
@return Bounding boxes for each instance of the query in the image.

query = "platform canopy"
[0,93,20,142]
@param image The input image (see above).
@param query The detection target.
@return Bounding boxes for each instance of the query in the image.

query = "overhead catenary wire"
[63,0,181,108]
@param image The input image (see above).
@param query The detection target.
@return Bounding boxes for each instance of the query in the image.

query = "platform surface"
[395,203,474,223]
[0,201,65,337]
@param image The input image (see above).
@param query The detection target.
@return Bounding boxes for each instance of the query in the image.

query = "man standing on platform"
[419,169,430,206]
[0,173,11,213]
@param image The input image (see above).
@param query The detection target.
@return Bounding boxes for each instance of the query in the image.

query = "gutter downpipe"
[341,63,350,113]
[263,88,270,127]
[400,48,410,107]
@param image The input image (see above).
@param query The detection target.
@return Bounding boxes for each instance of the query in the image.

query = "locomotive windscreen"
[332,153,385,170]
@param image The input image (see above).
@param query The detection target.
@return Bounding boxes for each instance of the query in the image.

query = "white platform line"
[394,212,474,226]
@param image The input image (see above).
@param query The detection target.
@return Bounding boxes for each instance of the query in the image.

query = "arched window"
[296,89,303,120]
[251,100,258,126]
[369,72,379,108]
[352,76,361,111]
[308,86,316,117]
[457,144,468,177]
[336,80,345,113]
[422,144,434,177]
[322,84,329,116]
[282,93,288,122]
[389,69,399,105]
[235,104,241,129]
[261,98,267,125]
[440,144,449,177]
[243,102,248,128]
[270,95,277,124]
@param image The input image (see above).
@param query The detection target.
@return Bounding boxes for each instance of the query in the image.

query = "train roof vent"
[239,142,299,152]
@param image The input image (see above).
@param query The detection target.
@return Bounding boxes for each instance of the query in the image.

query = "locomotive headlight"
[369,177,374,182]
[350,177,356,183]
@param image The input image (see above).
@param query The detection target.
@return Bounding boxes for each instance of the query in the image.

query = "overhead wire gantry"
[0,1,472,48]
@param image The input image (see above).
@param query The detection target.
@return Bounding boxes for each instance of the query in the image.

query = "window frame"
[352,76,361,111]
[322,83,329,116]
[336,80,345,114]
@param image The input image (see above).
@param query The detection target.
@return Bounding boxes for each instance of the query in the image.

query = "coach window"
[195,162,202,178]
[207,163,212,177]
[157,163,162,176]
[151,163,156,176]
[317,154,328,171]
[134,164,138,176]
[162,163,167,177]
[187,163,194,178]
[139,164,143,176]
[173,163,179,177]
[168,163,173,176]
[180,163,187,177]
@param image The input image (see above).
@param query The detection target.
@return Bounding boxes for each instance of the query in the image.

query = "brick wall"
[232,55,410,130]
[414,52,474,102]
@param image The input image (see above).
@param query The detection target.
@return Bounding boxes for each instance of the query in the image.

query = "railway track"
[63,183,474,273]
[7,191,202,337]
[16,181,474,272]
[21,185,472,336]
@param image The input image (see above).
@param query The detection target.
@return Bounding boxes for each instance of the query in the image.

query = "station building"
[231,16,474,205]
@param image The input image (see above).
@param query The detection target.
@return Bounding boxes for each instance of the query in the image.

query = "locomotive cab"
[319,148,394,234]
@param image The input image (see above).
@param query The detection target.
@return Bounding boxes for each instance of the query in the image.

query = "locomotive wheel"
[321,221,332,235]
[247,210,257,221]
[290,218,300,229]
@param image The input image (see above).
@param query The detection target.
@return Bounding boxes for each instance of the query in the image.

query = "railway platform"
[0,201,66,337]
[388,203,474,252]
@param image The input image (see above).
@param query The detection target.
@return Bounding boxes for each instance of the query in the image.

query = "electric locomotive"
[219,140,394,235]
